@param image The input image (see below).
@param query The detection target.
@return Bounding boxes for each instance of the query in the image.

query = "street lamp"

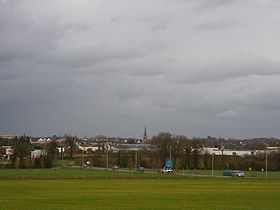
[220,145,224,172]
[266,147,268,178]
[135,150,138,168]
[212,153,215,176]
[82,146,84,169]
[105,143,109,170]
[264,144,268,178]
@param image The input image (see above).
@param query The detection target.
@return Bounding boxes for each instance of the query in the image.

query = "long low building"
[111,144,154,152]
[0,135,23,140]
[78,145,99,152]
[200,147,257,156]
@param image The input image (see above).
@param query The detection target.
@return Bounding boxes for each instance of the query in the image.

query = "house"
[78,145,99,153]
[36,138,52,144]
[31,149,45,159]
[0,135,23,140]
[2,146,13,160]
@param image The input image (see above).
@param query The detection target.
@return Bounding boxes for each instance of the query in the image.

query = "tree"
[151,133,193,168]
[45,141,58,167]
[65,136,77,159]
[151,132,173,163]
[0,137,8,146]
[192,149,199,169]
[12,136,32,168]
[117,148,129,168]
[203,152,211,169]
[184,146,192,169]
[0,147,6,156]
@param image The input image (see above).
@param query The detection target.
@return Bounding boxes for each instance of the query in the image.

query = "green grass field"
[0,178,280,209]
[0,168,280,209]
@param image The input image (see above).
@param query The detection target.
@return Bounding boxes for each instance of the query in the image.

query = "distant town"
[1,128,280,171]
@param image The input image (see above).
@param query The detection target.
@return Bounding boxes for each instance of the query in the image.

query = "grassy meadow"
[0,178,280,209]
[0,168,280,209]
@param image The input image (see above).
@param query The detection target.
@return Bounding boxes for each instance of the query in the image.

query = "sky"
[1,0,280,139]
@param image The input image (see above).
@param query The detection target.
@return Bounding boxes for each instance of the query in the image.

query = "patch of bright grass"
[0,178,280,209]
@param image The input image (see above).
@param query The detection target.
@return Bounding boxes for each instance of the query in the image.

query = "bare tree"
[12,136,32,168]
[65,135,78,159]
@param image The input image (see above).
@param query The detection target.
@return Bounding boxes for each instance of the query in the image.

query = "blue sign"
[164,158,173,168]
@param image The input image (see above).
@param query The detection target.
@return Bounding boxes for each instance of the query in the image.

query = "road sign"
[164,158,173,168]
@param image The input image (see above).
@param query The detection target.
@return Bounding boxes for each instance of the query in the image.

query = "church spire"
[143,126,147,141]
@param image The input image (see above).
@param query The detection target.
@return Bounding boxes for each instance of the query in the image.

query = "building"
[200,147,256,156]
[35,138,52,144]
[31,149,45,159]
[1,146,13,160]
[267,147,280,151]
[111,143,153,152]
[0,135,23,140]
[78,145,99,152]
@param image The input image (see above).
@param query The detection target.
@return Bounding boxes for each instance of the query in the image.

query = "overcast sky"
[1,0,280,138]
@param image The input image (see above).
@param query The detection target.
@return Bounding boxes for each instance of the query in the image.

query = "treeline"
[80,133,280,171]
[0,136,69,169]
[10,136,59,168]
[147,133,280,170]
[1,133,280,171]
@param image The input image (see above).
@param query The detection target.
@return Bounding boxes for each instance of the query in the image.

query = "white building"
[31,149,44,159]
[2,146,13,160]
[78,145,99,152]
[200,147,256,156]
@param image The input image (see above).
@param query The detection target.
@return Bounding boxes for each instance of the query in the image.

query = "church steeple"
[143,126,147,141]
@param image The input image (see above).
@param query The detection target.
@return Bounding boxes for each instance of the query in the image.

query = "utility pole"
[220,145,224,172]
[107,149,109,170]
[212,153,214,176]
[105,143,109,170]
[265,148,268,178]
[135,150,138,168]
[61,147,64,160]
[82,147,84,168]
[169,147,172,159]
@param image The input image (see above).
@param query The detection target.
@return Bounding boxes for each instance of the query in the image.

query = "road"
[91,167,228,178]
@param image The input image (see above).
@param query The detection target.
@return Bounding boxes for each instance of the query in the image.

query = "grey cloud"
[165,55,280,85]
[198,0,238,10]
[1,0,280,138]
[196,20,236,31]
[110,16,131,24]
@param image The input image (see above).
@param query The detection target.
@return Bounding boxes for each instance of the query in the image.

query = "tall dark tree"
[0,147,6,156]
[65,136,77,159]
[172,135,190,168]
[151,132,173,162]
[184,146,192,169]
[45,141,58,167]
[192,149,199,169]
[203,152,211,169]
[12,136,32,168]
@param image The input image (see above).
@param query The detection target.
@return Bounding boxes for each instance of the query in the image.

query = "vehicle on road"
[161,167,173,174]
[112,166,119,170]
[82,164,89,168]
[66,162,74,167]
[223,170,244,177]
[137,167,145,172]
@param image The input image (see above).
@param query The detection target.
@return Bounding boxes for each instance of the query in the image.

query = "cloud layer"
[1,0,280,138]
